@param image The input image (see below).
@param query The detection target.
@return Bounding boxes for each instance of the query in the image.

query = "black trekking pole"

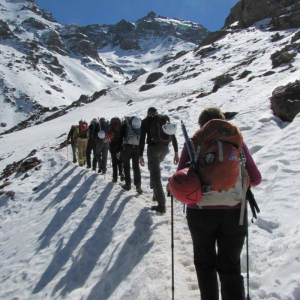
[246,227,251,300]
[171,194,175,300]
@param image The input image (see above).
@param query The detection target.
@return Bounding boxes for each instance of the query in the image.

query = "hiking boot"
[121,184,131,191]
[73,159,77,163]
[87,165,91,169]
[98,169,102,173]
[136,185,143,194]
[112,178,117,183]
[151,205,166,213]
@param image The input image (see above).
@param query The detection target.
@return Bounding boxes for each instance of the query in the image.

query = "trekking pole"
[171,194,175,300]
[246,223,251,300]
[67,144,69,161]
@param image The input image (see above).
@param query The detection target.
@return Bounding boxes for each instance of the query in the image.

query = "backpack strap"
[217,140,223,162]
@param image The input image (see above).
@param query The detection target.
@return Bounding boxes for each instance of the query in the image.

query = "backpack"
[149,114,173,144]
[77,121,88,139]
[110,117,121,133]
[191,119,249,210]
[99,119,110,133]
[124,116,142,146]
[89,123,98,140]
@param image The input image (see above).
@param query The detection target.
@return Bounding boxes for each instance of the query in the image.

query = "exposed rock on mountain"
[146,72,163,84]
[224,0,300,30]
[270,80,300,122]
[83,11,210,51]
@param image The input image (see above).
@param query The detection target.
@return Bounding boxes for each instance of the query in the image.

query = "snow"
[1,2,300,300]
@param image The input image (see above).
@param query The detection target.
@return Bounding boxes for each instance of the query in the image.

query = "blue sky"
[34,0,240,31]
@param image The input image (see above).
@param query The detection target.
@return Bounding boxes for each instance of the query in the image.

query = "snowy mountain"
[1,0,300,299]
[0,0,209,133]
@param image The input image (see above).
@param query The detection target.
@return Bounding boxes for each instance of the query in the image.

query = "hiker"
[86,118,99,170]
[95,117,110,174]
[139,107,179,213]
[74,120,88,166]
[109,117,125,183]
[67,125,78,163]
[117,116,143,194]
[176,106,262,300]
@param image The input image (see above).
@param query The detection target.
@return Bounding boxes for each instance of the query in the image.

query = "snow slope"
[1,18,300,300]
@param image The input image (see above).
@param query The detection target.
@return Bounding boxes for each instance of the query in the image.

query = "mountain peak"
[146,11,157,19]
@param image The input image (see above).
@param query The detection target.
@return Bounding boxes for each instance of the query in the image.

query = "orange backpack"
[192,119,249,224]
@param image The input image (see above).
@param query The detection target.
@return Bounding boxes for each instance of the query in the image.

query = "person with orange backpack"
[171,107,261,300]
[73,120,88,166]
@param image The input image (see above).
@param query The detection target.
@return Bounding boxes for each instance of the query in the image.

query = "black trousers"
[147,144,169,207]
[186,208,247,300]
[95,140,109,172]
[86,139,97,169]
[121,144,141,186]
[109,147,123,180]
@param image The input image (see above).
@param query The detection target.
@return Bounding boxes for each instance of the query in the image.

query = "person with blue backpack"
[117,116,143,194]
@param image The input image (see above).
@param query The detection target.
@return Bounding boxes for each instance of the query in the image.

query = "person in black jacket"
[139,107,179,213]
[86,118,98,170]
[109,117,124,182]
[67,125,78,163]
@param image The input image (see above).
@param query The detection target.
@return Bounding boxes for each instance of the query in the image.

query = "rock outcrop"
[270,80,300,122]
[224,0,300,30]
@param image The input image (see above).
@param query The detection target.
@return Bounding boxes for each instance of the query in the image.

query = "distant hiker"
[117,116,143,194]
[139,107,179,213]
[73,120,88,166]
[176,106,262,300]
[109,116,124,183]
[67,125,78,163]
[95,117,110,174]
[86,118,98,170]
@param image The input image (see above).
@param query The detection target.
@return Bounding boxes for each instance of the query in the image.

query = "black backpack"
[149,115,172,144]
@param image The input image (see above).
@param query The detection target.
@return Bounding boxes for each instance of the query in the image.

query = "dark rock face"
[270,44,300,68]
[82,11,210,51]
[270,80,300,122]
[224,0,300,29]
[0,150,40,181]
[146,72,163,84]
[62,25,100,61]
[22,17,47,30]
[0,20,16,40]
[139,84,156,92]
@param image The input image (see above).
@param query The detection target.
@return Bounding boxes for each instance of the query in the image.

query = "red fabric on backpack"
[192,119,249,191]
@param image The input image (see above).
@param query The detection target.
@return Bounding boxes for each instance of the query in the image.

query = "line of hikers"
[66,106,262,299]
[66,107,178,212]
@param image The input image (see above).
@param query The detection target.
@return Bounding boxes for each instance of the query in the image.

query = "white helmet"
[162,123,177,135]
[98,130,105,139]
[132,117,141,129]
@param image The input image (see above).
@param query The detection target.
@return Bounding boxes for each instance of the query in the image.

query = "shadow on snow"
[51,192,134,297]
[37,173,98,251]
[33,183,115,294]
[87,208,156,300]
